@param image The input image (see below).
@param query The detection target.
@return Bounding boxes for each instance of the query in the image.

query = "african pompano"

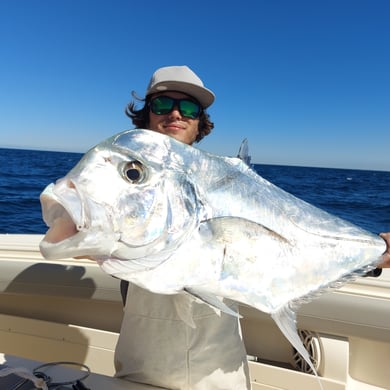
[39,129,385,377]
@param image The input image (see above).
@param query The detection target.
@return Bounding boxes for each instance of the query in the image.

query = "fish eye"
[122,161,146,183]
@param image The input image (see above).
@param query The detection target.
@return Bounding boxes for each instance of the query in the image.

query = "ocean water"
[0,147,389,235]
[0,148,83,234]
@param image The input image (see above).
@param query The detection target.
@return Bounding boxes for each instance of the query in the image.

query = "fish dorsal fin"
[237,138,251,166]
[271,305,323,390]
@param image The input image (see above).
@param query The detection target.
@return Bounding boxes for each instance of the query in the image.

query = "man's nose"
[168,105,182,118]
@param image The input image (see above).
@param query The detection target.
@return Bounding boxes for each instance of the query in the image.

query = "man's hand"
[378,232,390,268]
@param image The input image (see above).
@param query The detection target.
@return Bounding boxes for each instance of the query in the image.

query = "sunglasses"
[150,96,201,119]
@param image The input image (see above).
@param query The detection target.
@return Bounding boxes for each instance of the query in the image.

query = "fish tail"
[271,305,324,390]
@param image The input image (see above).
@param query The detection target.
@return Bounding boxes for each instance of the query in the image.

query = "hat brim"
[147,81,215,108]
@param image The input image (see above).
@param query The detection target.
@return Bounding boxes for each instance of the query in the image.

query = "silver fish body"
[39,129,385,376]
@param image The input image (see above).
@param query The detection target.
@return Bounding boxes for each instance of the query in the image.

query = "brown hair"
[125,93,214,143]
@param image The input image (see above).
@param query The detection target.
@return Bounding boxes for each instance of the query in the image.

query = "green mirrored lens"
[151,96,174,115]
[150,96,201,118]
[179,100,200,119]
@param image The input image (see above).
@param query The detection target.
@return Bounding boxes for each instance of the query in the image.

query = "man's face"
[148,91,200,145]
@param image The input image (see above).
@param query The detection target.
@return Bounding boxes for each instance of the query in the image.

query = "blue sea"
[0,147,389,235]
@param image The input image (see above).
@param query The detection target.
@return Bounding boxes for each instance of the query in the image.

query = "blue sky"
[1,0,389,170]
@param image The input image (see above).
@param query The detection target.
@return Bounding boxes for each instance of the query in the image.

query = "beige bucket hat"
[146,65,215,108]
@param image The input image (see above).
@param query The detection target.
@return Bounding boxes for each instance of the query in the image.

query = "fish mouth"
[39,182,90,259]
[42,201,79,244]
[40,182,83,242]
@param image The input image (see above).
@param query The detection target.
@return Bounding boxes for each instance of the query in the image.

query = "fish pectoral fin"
[201,216,289,245]
[184,287,241,318]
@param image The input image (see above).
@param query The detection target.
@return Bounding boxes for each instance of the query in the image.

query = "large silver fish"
[39,129,385,376]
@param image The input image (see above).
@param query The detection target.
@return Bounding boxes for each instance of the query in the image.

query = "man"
[115,66,251,390]
[114,65,390,390]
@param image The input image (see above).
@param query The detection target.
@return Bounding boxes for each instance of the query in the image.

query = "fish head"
[39,129,202,265]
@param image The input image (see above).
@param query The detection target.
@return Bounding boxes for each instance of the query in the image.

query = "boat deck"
[1,234,389,389]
